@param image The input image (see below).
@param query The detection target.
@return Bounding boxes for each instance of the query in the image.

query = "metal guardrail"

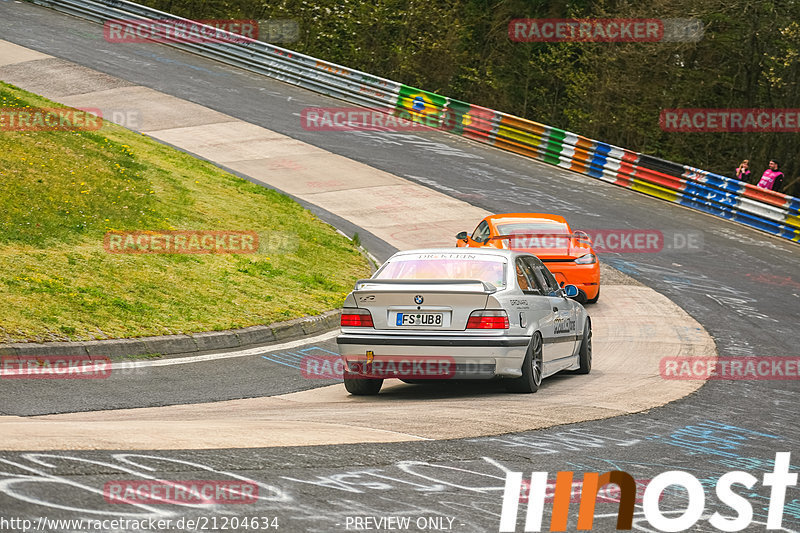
[30,0,800,244]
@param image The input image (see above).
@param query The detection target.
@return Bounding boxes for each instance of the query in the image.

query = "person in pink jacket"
[734,159,751,181]
[757,160,784,191]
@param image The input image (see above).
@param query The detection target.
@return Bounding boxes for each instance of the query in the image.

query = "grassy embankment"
[0,82,370,342]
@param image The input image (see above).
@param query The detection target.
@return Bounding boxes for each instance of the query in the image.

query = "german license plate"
[396,312,443,326]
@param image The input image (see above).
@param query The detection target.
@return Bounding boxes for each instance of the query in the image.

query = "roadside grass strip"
[0,82,369,342]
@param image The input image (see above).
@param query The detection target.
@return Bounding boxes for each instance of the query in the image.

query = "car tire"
[505,332,543,393]
[586,287,600,304]
[343,371,383,395]
[570,320,592,374]
[575,289,588,304]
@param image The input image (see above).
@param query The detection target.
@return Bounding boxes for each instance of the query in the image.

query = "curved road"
[0,3,798,532]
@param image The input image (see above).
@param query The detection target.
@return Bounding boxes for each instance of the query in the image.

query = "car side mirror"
[456,231,468,242]
[563,284,579,298]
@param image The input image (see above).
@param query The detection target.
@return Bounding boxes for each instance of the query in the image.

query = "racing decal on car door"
[509,298,530,309]
[553,316,576,334]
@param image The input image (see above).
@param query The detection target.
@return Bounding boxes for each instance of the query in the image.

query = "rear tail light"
[341,308,374,327]
[575,253,597,264]
[573,230,593,245]
[467,310,509,329]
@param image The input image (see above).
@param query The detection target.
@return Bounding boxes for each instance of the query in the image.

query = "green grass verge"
[0,82,370,342]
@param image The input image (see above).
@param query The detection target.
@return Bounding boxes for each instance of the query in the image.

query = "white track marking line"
[482,456,513,474]
[330,424,432,441]
[111,330,338,370]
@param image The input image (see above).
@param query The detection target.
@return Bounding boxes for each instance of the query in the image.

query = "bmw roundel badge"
[414,295,424,305]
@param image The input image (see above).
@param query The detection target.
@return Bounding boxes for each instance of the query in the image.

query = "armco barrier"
[29,0,800,244]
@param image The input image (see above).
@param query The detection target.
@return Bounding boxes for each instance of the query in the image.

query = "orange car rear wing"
[489,232,593,253]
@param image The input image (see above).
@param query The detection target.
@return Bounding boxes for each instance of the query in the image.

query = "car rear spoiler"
[489,231,592,253]
[355,279,498,293]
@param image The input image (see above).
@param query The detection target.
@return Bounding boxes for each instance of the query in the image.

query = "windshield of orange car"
[496,222,569,236]
[495,223,572,248]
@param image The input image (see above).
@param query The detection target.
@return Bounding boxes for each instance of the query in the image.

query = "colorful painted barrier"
[392,85,799,243]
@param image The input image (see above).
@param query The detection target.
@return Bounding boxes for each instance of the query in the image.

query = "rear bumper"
[336,333,530,379]
[545,262,600,298]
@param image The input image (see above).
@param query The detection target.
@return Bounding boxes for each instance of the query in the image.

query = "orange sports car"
[456,213,600,303]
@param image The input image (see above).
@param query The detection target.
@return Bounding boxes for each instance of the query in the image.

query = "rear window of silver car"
[374,253,507,288]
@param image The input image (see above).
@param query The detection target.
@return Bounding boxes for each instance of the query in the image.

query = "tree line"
[140,0,800,196]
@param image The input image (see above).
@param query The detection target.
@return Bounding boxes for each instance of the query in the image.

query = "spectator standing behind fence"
[757,160,784,191]
[734,159,751,181]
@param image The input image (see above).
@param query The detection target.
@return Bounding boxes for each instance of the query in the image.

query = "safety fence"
[31,0,800,243]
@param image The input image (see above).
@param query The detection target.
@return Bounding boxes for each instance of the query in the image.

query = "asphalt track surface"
[0,3,799,532]
[0,335,343,416]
